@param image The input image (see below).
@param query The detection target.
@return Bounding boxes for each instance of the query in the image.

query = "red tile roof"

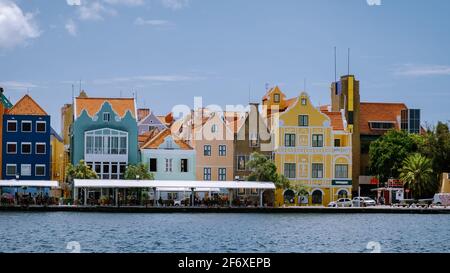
[359,102,407,135]
[321,110,344,131]
[75,97,136,119]
[141,128,192,150]
[7,95,48,116]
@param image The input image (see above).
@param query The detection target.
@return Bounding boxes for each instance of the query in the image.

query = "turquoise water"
[0,212,449,253]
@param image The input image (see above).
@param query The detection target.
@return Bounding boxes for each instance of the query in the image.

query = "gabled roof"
[360,102,407,135]
[0,92,13,109]
[75,97,136,119]
[141,128,193,150]
[7,95,48,116]
[322,111,345,131]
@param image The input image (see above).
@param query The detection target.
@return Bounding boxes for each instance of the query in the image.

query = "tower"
[331,75,361,193]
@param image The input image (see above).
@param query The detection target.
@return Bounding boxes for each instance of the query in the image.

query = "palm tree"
[399,153,434,198]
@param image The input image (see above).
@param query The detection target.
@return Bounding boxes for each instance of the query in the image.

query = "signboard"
[388,179,403,188]
[332,180,352,186]
[370,177,379,185]
[396,190,404,201]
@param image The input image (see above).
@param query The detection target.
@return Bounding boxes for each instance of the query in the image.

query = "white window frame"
[21,164,32,176]
[21,120,32,133]
[165,158,173,172]
[6,120,17,132]
[6,164,17,176]
[218,168,227,181]
[35,142,46,155]
[203,167,211,181]
[218,145,227,156]
[36,121,47,133]
[35,164,46,177]
[6,142,17,154]
[21,142,32,154]
[312,163,324,179]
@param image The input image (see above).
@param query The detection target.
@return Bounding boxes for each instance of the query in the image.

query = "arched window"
[283,189,295,204]
[312,190,323,205]
[337,189,348,199]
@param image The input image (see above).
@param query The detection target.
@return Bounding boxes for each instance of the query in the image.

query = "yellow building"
[440,173,450,193]
[268,89,353,206]
[50,129,65,197]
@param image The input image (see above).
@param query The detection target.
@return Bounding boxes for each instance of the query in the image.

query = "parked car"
[328,198,353,207]
[433,193,450,206]
[352,197,376,207]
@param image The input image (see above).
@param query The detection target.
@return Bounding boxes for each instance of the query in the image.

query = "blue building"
[1,95,51,194]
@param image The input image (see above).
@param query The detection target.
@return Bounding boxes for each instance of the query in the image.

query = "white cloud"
[161,0,189,10]
[67,0,81,6]
[92,74,204,85]
[103,0,145,6]
[134,17,173,27]
[0,81,38,91]
[394,64,450,77]
[0,0,40,49]
[65,19,77,36]
[78,2,117,21]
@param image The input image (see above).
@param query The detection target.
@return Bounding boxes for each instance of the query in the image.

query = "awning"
[155,187,221,192]
[74,179,275,190]
[0,180,59,188]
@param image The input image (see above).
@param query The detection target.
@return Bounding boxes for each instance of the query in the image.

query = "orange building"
[0,87,13,178]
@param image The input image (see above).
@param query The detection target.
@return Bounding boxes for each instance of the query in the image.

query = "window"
[369,122,395,130]
[181,159,188,172]
[312,134,324,147]
[149,158,157,172]
[103,112,111,122]
[85,129,128,155]
[165,158,173,172]
[6,164,17,176]
[312,163,324,178]
[211,124,217,133]
[298,115,309,127]
[301,98,307,105]
[284,134,296,147]
[21,121,32,132]
[21,164,31,176]
[35,165,46,176]
[218,145,226,156]
[7,120,17,132]
[36,143,46,154]
[274,94,280,103]
[203,145,211,156]
[218,168,227,181]
[334,139,341,147]
[237,156,246,171]
[7,142,17,154]
[335,164,348,179]
[249,133,259,147]
[36,121,46,133]
[284,163,296,179]
[203,168,211,181]
[21,143,31,154]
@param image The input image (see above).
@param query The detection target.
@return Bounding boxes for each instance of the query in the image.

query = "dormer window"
[369,122,395,130]
[103,112,111,122]
[274,94,280,103]
[211,124,217,133]
[301,98,307,105]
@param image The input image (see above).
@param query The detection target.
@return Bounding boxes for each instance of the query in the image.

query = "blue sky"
[0,0,449,133]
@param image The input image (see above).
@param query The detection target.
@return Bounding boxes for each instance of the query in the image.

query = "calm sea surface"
[0,212,449,253]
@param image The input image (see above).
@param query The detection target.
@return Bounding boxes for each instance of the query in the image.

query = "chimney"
[137,108,150,122]
[0,87,4,94]
[165,112,174,125]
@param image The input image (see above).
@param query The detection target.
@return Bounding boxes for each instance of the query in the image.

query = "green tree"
[124,163,154,180]
[399,153,435,198]
[369,130,419,182]
[247,152,290,189]
[419,121,450,176]
[65,160,98,182]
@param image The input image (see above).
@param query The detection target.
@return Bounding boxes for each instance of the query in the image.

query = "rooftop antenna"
[79,79,82,93]
[71,84,74,99]
[248,83,251,104]
[304,78,307,91]
[347,48,351,75]
[334,46,337,84]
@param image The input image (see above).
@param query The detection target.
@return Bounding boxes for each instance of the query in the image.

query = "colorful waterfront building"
[0,87,13,178]
[328,75,422,196]
[266,87,353,206]
[176,109,235,182]
[50,128,64,196]
[1,95,52,193]
[70,93,139,179]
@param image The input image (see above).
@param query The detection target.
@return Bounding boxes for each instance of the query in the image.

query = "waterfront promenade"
[1,205,449,214]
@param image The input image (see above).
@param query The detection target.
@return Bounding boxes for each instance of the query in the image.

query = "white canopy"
[155,187,221,192]
[74,179,275,190]
[0,180,59,188]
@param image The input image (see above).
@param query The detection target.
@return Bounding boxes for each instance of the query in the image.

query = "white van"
[433,193,450,206]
